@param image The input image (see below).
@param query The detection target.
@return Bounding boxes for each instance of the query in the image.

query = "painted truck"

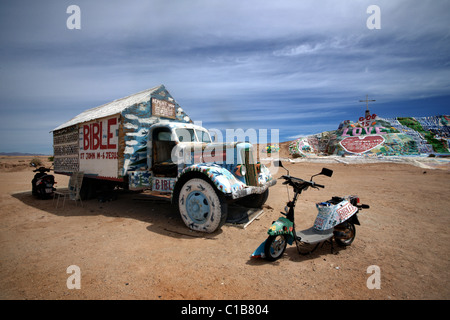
[52,85,276,233]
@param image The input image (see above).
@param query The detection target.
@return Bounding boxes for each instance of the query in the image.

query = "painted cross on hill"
[359,95,376,117]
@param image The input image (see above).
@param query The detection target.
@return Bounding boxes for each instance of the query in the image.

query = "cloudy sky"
[1,0,449,154]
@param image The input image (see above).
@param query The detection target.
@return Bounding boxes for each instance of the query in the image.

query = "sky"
[0,0,449,154]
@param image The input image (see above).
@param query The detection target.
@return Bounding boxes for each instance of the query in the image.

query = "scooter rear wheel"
[264,235,287,261]
[334,222,356,246]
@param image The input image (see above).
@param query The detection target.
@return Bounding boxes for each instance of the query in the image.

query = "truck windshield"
[175,128,211,143]
[176,128,196,142]
[196,129,212,143]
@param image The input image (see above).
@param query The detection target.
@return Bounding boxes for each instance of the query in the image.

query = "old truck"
[52,85,276,233]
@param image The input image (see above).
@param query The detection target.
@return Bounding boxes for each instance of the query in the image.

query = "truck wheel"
[178,178,227,233]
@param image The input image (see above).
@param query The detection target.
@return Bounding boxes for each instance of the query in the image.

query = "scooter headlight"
[284,205,289,214]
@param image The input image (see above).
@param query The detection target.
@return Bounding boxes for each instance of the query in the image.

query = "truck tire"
[178,178,227,233]
[79,178,97,200]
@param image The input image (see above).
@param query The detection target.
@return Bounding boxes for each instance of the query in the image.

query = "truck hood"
[175,141,252,165]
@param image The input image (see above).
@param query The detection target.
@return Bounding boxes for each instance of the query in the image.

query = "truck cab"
[145,122,276,233]
[151,123,211,178]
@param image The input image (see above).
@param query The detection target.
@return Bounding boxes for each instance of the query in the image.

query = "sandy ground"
[0,155,449,300]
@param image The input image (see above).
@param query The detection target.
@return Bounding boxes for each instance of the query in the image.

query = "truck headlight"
[234,164,246,177]
[240,165,246,176]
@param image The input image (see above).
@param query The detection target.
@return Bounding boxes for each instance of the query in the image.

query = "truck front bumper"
[231,179,277,200]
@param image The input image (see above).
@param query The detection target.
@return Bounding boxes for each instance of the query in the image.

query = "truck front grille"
[244,148,258,186]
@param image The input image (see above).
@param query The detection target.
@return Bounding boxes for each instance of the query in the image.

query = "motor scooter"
[251,161,369,261]
[31,163,56,199]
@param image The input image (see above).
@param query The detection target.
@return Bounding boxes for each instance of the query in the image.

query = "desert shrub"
[30,157,42,167]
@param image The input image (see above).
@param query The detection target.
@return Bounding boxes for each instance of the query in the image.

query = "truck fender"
[176,164,246,196]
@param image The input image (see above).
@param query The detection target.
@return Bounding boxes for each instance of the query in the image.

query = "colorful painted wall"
[288,137,318,157]
[289,113,449,157]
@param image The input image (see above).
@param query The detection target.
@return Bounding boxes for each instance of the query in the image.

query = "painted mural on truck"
[121,86,192,189]
[53,125,79,173]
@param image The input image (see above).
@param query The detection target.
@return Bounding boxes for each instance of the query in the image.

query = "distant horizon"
[0,152,51,157]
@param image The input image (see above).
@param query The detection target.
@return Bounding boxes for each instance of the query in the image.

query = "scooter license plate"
[45,188,53,193]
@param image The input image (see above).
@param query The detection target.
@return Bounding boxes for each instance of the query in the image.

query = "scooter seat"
[296,227,333,244]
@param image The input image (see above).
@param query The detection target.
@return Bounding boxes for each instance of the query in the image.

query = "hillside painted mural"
[289,113,449,157]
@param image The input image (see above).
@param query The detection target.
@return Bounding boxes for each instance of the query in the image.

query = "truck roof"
[152,122,206,130]
[53,85,163,131]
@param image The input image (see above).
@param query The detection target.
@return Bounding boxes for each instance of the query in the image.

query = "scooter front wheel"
[264,235,287,261]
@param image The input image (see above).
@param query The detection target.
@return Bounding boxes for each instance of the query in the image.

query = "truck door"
[152,127,178,177]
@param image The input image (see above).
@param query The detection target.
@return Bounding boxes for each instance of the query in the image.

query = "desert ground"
[0,154,449,300]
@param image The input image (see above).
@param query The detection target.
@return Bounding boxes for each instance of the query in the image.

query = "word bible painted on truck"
[79,116,119,178]
[82,118,117,151]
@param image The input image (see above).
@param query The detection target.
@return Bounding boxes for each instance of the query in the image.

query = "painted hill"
[288,113,450,157]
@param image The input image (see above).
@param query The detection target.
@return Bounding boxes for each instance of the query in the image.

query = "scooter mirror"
[320,168,333,177]
[276,160,285,168]
[274,160,289,175]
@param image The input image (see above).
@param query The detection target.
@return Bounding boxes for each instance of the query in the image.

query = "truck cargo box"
[52,84,191,181]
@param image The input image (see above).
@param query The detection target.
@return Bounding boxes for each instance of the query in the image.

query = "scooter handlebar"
[280,175,324,189]
[314,182,325,188]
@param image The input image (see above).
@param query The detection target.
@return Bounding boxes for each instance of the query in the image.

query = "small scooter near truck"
[31,163,56,200]
[52,85,276,233]
[252,161,369,261]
